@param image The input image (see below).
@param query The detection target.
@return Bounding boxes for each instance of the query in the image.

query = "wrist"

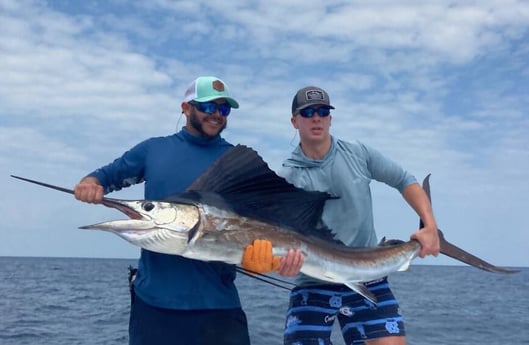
[81,176,100,185]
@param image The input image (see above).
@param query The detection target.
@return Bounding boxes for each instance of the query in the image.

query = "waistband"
[293,276,388,292]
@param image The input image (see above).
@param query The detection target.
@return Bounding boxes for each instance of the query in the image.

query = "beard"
[189,108,227,138]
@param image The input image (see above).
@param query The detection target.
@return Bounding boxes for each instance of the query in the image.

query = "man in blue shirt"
[74,76,252,345]
[279,86,440,345]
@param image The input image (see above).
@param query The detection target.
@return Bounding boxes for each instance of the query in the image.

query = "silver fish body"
[83,198,420,302]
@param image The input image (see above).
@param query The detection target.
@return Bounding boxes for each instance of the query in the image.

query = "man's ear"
[291,116,298,129]
[181,102,190,116]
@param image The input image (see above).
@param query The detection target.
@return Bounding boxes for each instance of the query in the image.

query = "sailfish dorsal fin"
[180,144,337,240]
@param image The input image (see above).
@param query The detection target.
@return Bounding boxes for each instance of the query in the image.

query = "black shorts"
[284,278,405,345]
[129,295,250,345]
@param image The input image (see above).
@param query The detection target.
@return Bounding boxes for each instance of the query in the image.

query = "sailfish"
[11,145,518,303]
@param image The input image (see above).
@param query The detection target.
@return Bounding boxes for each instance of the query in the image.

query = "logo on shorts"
[329,295,342,308]
[385,320,400,334]
[324,314,336,324]
[286,315,301,328]
[339,306,354,317]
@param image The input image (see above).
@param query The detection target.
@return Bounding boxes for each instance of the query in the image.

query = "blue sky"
[1,0,528,267]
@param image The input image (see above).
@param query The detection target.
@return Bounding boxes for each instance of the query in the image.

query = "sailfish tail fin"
[420,174,519,274]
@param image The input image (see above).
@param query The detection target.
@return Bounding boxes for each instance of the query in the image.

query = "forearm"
[402,183,437,231]
[402,182,440,257]
[79,175,101,185]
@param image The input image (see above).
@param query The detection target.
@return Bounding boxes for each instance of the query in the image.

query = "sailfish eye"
[142,202,155,212]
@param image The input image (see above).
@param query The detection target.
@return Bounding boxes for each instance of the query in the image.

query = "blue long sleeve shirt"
[88,127,241,310]
[280,136,417,286]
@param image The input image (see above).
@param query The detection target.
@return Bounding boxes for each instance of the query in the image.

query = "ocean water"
[1,256,527,345]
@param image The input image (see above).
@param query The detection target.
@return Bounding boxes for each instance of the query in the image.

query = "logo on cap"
[212,80,225,92]
[306,90,324,101]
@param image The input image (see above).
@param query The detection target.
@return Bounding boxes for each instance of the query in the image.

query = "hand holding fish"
[411,224,440,258]
[74,176,104,204]
[277,248,304,277]
[242,240,281,274]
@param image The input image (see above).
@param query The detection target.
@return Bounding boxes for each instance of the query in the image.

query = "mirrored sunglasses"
[189,101,231,116]
[298,107,331,118]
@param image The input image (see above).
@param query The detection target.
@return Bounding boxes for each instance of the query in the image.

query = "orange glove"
[241,239,281,273]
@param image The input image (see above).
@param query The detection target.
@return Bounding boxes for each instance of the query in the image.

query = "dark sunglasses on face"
[189,101,231,116]
[298,107,331,118]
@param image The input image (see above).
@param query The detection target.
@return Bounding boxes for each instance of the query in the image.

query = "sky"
[1,0,528,268]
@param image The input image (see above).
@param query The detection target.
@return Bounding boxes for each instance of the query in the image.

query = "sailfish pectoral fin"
[344,282,378,304]
[438,230,519,274]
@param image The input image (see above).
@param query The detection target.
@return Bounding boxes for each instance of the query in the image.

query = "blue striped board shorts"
[284,278,405,345]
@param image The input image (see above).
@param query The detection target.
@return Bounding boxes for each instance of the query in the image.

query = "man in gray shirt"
[280,86,440,345]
